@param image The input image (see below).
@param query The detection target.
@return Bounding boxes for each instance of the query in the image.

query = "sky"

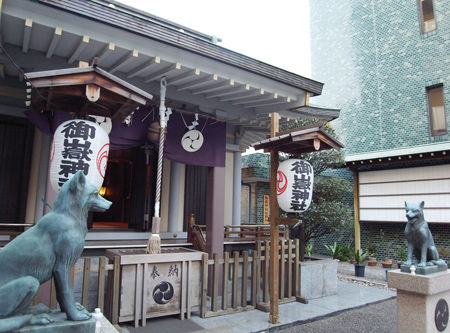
[116,0,311,77]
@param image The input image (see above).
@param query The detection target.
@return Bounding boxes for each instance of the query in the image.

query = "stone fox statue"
[0,171,111,332]
[404,201,441,267]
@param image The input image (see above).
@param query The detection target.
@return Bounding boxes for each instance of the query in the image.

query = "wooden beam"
[22,18,33,53]
[68,35,89,64]
[233,93,277,106]
[109,49,139,73]
[96,42,115,62]
[269,112,280,324]
[220,89,263,102]
[144,62,181,82]
[205,84,249,99]
[177,74,218,91]
[46,27,62,58]
[191,79,234,95]
[127,56,160,78]
[0,64,4,79]
[0,85,26,99]
[353,171,361,251]
[30,72,147,105]
[245,96,290,109]
[0,0,3,46]
[167,68,200,85]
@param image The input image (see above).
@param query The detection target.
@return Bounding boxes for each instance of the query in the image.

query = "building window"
[427,85,447,136]
[419,0,436,33]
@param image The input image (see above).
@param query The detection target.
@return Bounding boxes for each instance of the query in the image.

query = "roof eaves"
[36,0,324,95]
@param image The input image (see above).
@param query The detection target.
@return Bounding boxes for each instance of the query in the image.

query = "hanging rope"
[147,77,170,254]
[154,78,167,218]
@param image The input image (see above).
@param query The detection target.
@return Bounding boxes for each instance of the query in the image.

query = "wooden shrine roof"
[251,124,344,154]
[25,66,153,121]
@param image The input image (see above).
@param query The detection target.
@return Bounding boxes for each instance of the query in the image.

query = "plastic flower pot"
[354,263,365,277]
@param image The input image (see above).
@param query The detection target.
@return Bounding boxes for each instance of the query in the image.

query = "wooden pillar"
[269,113,280,324]
[206,166,225,258]
[353,171,361,251]
[25,130,42,224]
[168,161,182,232]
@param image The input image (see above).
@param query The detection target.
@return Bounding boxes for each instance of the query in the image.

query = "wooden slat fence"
[200,238,301,318]
[34,239,301,324]
[37,255,121,325]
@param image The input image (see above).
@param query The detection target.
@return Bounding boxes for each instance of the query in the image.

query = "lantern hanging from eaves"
[277,159,314,213]
[49,119,109,192]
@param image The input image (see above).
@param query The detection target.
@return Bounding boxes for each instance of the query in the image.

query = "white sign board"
[277,159,314,213]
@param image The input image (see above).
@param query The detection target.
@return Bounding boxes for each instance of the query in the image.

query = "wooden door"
[0,115,34,223]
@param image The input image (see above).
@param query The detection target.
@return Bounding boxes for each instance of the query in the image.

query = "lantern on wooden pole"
[276,159,314,213]
[147,77,172,254]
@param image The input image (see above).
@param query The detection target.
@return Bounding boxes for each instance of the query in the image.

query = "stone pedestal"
[18,312,95,332]
[388,269,450,333]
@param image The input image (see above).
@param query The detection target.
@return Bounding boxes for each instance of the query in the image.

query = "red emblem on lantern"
[277,170,288,195]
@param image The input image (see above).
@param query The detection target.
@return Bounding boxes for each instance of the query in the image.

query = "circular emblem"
[435,299,449,331]
[181,130,204,152]
[153,281,174,305]
[96,143,109,178]
[277,170,288,195]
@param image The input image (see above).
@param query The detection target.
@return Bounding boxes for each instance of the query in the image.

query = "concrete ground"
[278,298,396,333]
[119,261,398,333]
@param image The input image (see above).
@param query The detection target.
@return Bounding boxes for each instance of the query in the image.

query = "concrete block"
[300,258,338,300]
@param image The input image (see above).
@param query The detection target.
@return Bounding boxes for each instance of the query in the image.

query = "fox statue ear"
[420,201,424,209]
[69,171,86,193]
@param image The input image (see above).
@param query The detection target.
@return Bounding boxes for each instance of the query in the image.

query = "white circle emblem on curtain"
[181,129,204,152]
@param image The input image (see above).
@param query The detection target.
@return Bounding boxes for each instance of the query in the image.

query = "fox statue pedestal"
[388,269,450,333]
[17,312,96,332]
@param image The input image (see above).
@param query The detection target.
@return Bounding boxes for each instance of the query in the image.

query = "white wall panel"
[359,179,450,196]
[359,165,450,184]
[360,208,449,223]
[360,194,450,209]
[359,165,450,224]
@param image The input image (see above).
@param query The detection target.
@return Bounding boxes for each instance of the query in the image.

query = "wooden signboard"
[263,195,270,224]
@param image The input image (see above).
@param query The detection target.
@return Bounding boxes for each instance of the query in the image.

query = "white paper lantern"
[49,119,109,192]
[277,159,314,213]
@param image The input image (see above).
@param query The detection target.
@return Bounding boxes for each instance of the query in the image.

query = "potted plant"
[397,248,407,268]
[305,244,313,258]
[366,242,378,266]
[324,242,339,260]
[354,249,368,277]
[380,229,393,268]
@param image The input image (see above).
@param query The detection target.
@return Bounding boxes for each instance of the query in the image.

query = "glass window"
[419,0,436,33]
[427,85,447,136]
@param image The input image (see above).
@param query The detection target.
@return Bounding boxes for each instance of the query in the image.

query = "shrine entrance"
[92,147,157,231]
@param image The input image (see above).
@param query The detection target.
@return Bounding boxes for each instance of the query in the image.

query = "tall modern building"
[310,0,450,257]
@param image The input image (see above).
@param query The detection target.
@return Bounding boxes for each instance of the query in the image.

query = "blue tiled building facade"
[310,0,450,261]
[311,0,450,152]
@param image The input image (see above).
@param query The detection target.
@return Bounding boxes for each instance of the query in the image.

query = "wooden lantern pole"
[269,112,280,324]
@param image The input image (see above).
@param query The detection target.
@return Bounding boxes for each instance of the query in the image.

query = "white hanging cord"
[179,112,208,132]
[154,77,167,219]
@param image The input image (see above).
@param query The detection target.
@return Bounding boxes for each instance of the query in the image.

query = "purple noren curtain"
[25,107,225,167]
